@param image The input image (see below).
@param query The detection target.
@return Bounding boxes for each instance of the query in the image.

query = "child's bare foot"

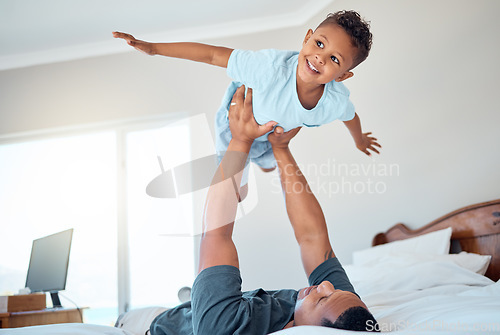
[260,166,276,172]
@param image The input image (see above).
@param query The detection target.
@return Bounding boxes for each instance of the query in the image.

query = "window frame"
[0,111,193,315]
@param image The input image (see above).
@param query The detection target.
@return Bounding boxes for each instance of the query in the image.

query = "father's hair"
[321,306,380,332]
[317,10,373,69]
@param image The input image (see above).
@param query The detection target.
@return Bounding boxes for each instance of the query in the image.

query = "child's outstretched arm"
[112,32,233,68]
[343,113,381,156]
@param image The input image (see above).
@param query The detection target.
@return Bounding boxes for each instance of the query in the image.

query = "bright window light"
[0,132,118,325]
[126,122,195,308]
[0,118,196,325]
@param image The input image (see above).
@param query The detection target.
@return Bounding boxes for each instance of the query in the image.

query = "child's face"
[297,24,357,86]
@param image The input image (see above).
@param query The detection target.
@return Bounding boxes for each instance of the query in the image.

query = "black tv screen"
[25,229,73,293]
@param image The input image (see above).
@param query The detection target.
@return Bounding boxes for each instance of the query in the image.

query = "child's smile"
[297,24,357,87]
[306,59,320,74]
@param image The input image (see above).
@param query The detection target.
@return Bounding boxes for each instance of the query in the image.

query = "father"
[149,86,378,334]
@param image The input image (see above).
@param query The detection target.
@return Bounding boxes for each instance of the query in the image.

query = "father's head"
[294,281,379,331]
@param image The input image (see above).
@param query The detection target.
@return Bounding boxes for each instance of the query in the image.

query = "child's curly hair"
[318,10,373,69]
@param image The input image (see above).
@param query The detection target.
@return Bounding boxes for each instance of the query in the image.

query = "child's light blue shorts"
[215,113,277,171]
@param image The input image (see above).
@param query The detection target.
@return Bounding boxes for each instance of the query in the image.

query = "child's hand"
[112,31,156,55]
[356,132,381,156]
[268,126,301,150]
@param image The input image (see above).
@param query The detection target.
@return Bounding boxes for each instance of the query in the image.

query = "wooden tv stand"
[0,307,85,328]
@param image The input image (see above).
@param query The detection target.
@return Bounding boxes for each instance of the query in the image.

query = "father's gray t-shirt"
[149,257,356,335]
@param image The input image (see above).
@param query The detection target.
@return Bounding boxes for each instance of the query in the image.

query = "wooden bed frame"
[372,199,500,282]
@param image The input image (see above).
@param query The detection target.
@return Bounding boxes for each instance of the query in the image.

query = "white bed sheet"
[273,257,500,334]
[0,323,133,335]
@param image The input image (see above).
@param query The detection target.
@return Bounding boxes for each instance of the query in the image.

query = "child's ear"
[303,29,314,45]
[335,71,354,82]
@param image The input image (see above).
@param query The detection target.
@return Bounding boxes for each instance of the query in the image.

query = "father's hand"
[228,86,277,148]
[268,126,301,150]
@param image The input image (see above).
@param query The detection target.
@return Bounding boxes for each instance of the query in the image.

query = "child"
[113,10,380,176]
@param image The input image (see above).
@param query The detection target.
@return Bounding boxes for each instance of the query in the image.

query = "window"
[0,132,118,324]
[0,115,196,325]
[126,122,195,308]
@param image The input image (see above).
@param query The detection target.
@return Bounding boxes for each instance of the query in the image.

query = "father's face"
[293,281,367,326]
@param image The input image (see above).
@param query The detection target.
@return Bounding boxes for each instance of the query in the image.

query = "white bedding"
[2,256,499,335]
[272,257,500,334]
[345,258,500,333]
[1,323,134,335]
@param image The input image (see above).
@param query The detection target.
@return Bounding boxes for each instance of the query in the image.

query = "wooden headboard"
[372,199,500,282]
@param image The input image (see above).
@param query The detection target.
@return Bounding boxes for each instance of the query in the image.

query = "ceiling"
[0,0,334,71]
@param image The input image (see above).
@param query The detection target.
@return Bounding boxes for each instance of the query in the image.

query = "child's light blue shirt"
[215,49,355,168]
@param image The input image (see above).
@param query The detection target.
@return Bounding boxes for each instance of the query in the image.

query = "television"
[25,228,73,308]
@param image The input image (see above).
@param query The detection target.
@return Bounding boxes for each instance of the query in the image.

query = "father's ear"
[303,29,314,45]
[335,71,354,82]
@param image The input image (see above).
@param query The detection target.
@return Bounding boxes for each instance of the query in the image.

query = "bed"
[371,199,500,282]
[3,199,500,335]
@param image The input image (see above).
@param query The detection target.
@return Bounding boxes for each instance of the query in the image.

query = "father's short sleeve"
[308,257,359,297]
[191,265,243,335]
[191,265,296,335]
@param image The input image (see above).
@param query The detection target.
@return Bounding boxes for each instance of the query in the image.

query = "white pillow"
[345,255,494,296]
[353,227,452,266]
[355,251,491,274]
[429,252,491,275]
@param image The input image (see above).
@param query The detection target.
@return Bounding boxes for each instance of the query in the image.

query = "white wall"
[1,0,499,292]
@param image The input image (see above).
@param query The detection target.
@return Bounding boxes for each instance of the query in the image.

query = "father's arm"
[198,86,277,273]
[269,129,334,277]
